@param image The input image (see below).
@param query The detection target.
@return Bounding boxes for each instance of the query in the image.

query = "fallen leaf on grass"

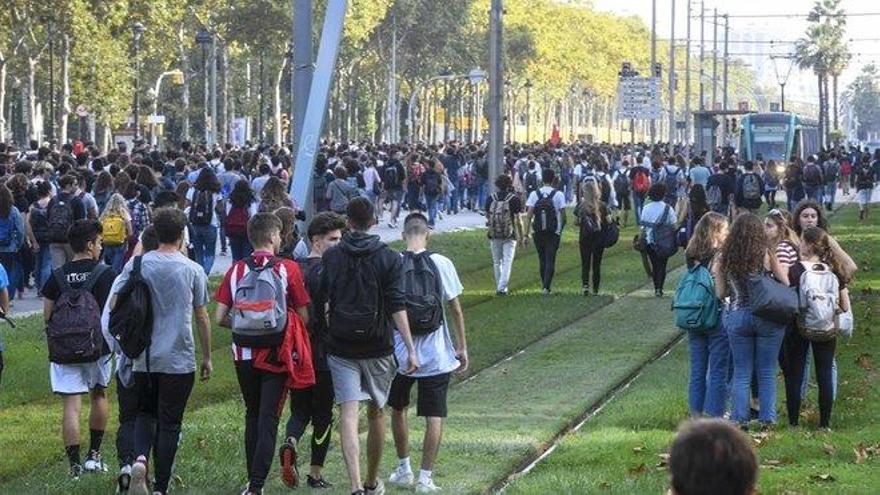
[823,443,837,456]
[761,459,784,469]
[197,438,207,449]
[632,445,645,453]
[628,463,648,475]
[810,473,836,483]
[856,353,874,370]
[854,447,868,464]
[750,432,771,446]
[656,453,670,467]
[173,474,187,489]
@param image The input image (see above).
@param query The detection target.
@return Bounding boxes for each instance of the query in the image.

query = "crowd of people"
[0,135,875,495]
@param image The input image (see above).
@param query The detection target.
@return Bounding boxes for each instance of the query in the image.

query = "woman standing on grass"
[576,179,610,296]
[713,213,789,428]
[0,184,25,301]
[784,227,851,429]
[683,212,729,418]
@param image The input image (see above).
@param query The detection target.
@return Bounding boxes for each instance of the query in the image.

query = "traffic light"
[281,113,291,137]
[730,118,738,134]
[619,61,633,78]
[652,62,662,78]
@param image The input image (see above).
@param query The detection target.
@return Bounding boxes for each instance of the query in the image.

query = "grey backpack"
[798,261,839,342]
[231,257,288,346]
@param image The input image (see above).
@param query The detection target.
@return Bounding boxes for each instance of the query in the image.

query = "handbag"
[747,272,799,324]
[602,218,620,248]
[632,230,647,253]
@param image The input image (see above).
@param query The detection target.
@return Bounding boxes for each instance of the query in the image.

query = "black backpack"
[613,170,630,196]
[402,251,444,335]
[423,169,441,197]
[46,264,109,364]
[804,163,823,187]
[383,164,401,189]
[109,257,154,366]
[328,251,384,342]
[532,189,560,234]
[189,189,214,226]
[47,196,74,243]
[525,170,539,194]
[29,201,51,243]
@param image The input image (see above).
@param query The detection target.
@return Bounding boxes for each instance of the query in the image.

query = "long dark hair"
[720,213,767,280]
[229,180,256,209]
[688,184,709,220]
[194,167,221,192]
[791,199,829,235]
[0,183,13,217]
[93,171,114,195]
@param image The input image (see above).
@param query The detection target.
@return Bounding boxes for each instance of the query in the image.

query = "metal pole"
[293,0,313,153]
[699,0,705,111]
[49,37,55,142]
[650,0,657,143]
[781,82,786,112]
[210,33,218,146]
[443,80,450,141]
[669,0,676,144]
[390,12,398,142]
[289,0,348,215]
[526,85,531,142]
[685,0,692,144]
[723,14,729,111]
[134,41,141,141]
[712,8,718,111]
[488,0,504,190]
[203,45,209,143]
[259,50,265,144]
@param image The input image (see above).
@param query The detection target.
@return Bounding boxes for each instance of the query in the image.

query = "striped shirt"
[775,240,799,269]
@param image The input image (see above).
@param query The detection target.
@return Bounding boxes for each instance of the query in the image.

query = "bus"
[739,112,819,163]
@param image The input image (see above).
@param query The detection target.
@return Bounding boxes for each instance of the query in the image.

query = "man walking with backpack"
[42,219,117,479]
[735,161,764,215]
[802,156,825,204]
[822,153,840,211]
[215,212,312,495]
[383,151,406,228]
[629,156,652,224]
[318,197,419,495]
[387,212,468,493]
[524,168,567,294]
[421,160,443,228]
[486,174,524,296]
[112,208,213,495]
[47,174,88,268]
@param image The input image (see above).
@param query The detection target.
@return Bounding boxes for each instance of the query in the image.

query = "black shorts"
[387,372,451,418]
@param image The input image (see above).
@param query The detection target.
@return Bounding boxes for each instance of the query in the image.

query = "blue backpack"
[672,262,719,331]
[0,216,13,247]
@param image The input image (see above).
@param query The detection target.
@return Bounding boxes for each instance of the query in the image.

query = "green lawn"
[508,204,880,494]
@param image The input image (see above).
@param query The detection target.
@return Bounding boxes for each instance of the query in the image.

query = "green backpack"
[672,263,719,331]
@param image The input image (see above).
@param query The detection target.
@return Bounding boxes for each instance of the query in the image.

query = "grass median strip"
[508,204,880,494]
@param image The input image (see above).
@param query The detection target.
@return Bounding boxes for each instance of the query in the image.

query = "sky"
[591,0,880,95]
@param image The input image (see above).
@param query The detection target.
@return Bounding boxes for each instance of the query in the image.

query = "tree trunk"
[179,28,191,142]
[221,42,228,145]
[0,60,6,141]
[832,73,839,134]
[27,57,38,141]
[59,35,71,145]
[817,73,824,148]
[274,56,288,146]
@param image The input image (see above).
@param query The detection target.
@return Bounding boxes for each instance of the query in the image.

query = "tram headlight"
[775,163,786,174]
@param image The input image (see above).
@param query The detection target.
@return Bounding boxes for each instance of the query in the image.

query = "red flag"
[550,124,561,145]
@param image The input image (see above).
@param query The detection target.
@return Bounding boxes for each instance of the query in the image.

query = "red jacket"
[252,311,316,390]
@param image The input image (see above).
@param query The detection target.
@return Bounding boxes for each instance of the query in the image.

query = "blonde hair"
[100,193,131,221]
[577,180,601,224]
[685,212,728,262]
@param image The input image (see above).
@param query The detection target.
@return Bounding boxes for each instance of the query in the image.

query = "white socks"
[398,457,412,473]
[419,469,433,483]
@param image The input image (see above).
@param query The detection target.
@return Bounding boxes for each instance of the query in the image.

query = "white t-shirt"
[393,252,463,378]
[363,166,381,193]
[186,189,224,227]
[526,186,567,235]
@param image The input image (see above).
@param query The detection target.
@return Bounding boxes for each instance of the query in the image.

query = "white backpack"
[797,261,839,342]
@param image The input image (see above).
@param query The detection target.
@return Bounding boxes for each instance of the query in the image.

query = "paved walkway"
[7,209,488,318]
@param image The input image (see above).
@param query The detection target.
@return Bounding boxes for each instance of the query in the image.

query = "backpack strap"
[83,263,110,293]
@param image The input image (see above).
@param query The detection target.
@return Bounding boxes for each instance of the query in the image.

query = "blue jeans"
[0,252,22,300]
[426,194,439,226]
[786,187,805,211]
[804,185,823,204]
[34,245,53,294]
[633,193,646,225]
[448,178,462,213]
[824,183,837,206]
[191,224,218,275]
[725,307,785,424]
[476,181,488,211]
[102,244,127,273]
[687,324,730,417]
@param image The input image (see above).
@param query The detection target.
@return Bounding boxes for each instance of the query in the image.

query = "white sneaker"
[83,450,108,472]
[416,478,441,493]
[129,457,150,495]
[388,466,415,487]
[364,479,386,495]
[117,465,132,493]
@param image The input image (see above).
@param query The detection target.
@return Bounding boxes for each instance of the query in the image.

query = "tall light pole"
[723,14,729,111]
[488,0,504,191]
[650,0,657,143]
[685,0,692,144]
[150,70,183,147]
[712,8,718,111]
[668,0,676,145]
[196,28,212,144]
[132,22,145,142]
[46,16,56,142]
[699,0,705,111]
[210,32,218,146]
[525,79,533,143]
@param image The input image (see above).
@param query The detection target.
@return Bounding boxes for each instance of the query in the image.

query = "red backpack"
[633,168,651,194]
[226,207,250,237]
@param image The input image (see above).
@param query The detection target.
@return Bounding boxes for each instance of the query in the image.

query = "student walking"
[575,180,609,295]
[215,212,312,495]
[99,194,133,273]
[47,174,88,269]
[524,168,567,294]
[640,183,678,297]
[0,184,25,300]
[113,208,213,495]
[226,180,258,261]
[486,174,523,296]
[680,212,729,417]
[187,169,224,275]
[280,212,347,490]
[854,153,876,221]
[42,220,117,479]
[783,227,851,429]
[712,214,789,428]
[387,213,469,493]
[27,180,55,293]
[316,197,419,495]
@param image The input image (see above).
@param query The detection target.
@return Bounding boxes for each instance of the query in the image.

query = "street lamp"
[43,15,56,142]
[132,21,145,141]
[149,69,184,147]
[468,69,487,142]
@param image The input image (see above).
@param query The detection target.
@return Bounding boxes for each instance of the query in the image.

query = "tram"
[739,112,819,162]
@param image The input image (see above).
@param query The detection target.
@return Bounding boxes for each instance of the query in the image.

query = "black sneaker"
[69,463,83,480]
[308,475,333,489]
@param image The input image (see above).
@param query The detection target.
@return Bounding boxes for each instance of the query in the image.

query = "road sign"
[147,114,166,124]
[616,77,662,120]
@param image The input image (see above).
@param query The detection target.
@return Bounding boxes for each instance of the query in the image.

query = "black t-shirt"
[486,190,523,217]
[297,256,328,371]
[49,192,87,223]
[706,172,735,206]
[42,259,117,355]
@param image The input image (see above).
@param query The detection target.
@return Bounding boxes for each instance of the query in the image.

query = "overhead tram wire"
[724,12,880,18]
